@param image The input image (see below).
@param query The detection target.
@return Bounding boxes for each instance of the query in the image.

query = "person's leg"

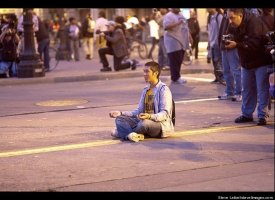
[115,116,140,140]
[83,37,89,58]
[133,119,162,138]
[229,49,242,96]
[114,56,131,71]
[222,50,234,96]
[158,36,168,68]
[89,37,94,58]
[241,68,257,119]
[74,40,80,61]
[255,65,270,120]
[98,47,113,68]
[168,50,184,82]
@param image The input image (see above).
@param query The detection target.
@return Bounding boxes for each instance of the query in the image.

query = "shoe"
[235,115,253,123]
[218,94,234,100]
[100,67,112,72]
[111,128,119,138]
[232,95,242,102]
[131,59,137,70]
[218,79,226,86]
[162,66,170,71]
[86,54,91,60]
[172,77,187,85]
[127,132,144,142]
[211,79,218,84]
[257,118,267,126]
[207,58,211,63]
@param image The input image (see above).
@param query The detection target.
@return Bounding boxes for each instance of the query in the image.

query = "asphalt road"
[0,73,274,193]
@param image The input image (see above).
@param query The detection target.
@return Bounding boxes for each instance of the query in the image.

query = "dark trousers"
[38,38,50,69]
[167,49,185,81]
[191,34,199,59]
[98,47,131,71]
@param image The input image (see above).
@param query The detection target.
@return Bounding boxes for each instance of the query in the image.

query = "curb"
[0,68,213,86]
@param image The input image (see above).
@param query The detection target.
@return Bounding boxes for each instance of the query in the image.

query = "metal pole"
[17,8,44,78]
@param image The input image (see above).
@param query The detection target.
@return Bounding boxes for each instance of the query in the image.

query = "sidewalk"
[0,42,213,86]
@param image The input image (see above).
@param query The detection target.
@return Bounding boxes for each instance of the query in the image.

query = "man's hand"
[138,113,151,120]
[109,111,121,118]
[225,40,237,49]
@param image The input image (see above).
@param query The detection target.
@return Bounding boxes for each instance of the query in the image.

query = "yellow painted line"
[172,124,259,137]
[0,140,120,158]
[0,124,268,158]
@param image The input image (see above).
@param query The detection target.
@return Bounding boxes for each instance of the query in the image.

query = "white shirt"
[148,19,159,39]
[95,17,108,33]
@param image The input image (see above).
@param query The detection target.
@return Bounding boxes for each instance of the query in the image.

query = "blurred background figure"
[82,13,95,60]
[188,10,200,60]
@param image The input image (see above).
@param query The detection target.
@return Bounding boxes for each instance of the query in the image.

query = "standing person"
[82,13,95,60]
[66,17,81,61]
[98,20,136,72]
[147,13,159,59]
[109,61,174,142]
[156,8,169,70]
[36,17,50,72]
[188,11,200,60]
[226,8,273,125]
[95,10,108,49]
[217,9,242,101]
[163,8,190,84]
[0,17,20,78]
[207,8,224,84]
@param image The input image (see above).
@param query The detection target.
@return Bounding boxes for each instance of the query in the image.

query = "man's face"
[172,8,181,14]
[228,11,243,28]
[143,66,157,83]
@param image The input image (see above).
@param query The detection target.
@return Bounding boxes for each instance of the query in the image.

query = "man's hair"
[145,61,161,79]
[228,8,244,16]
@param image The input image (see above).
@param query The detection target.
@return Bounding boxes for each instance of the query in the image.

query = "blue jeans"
[222,49,241,96]
[38,38,50,69]
[211,44,223,81]
[241,65,270,119]
[115,116,162,140]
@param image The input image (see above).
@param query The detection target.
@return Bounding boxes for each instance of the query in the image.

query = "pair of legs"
[83,37,94,59]
[167,49,185,82]
[38,38,50,70]
[98,47,131,71]
[115,116,162,140]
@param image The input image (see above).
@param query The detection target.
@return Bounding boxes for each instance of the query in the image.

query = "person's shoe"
[207,57,211,63]
[162,66,170,71]
[100,67,112,72]
[211,79,218,84]
[232,95,242,102]
[257,118,267,126]
[172,77,187,85]
[111,128,119,138]
[218,94,234,100]
[235,115,253,123]
[217,79,226,86]
[131,59,137,70]
[86,54,91,60]
[127,132,144,142]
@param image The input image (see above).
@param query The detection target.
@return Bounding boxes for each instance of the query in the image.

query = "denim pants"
[115,116,162,140]
[241,65,270,119]
[221,49,241,96]
[38,38,50,69]
[211,44,223,81]
[158,36,169,68]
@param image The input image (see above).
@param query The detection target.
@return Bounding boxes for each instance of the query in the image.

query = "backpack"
[159,85,175,126]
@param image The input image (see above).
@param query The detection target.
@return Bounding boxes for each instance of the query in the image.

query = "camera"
[222,34,234,45]
[152,8,158,13]
[263,31,275,56]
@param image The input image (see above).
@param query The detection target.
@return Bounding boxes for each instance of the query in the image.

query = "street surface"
[0,73,274,192]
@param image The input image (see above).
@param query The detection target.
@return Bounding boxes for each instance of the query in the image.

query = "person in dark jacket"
[98,20,136,72]
[187,11,200,59]
[36,17,50,72]
[226,8,273,125]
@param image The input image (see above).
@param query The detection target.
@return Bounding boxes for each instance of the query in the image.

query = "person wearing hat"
[98,19,136,72]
